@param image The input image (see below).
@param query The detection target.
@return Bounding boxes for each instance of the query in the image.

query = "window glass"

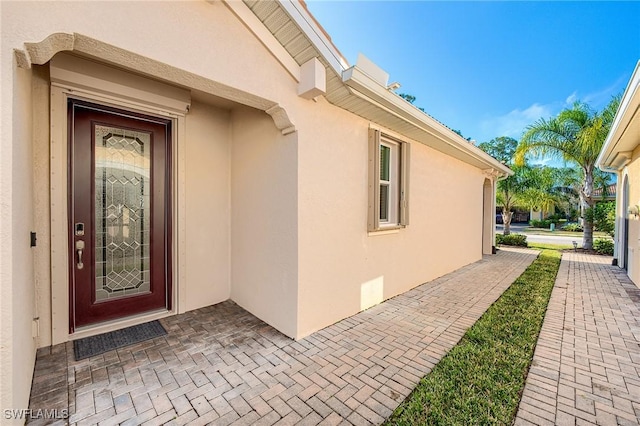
[380,184,389,221]
[380,145,390,181]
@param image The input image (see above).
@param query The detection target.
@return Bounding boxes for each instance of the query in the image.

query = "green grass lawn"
[384,244,561,425]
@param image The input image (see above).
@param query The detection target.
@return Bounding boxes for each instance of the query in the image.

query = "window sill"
[368,227,401,236]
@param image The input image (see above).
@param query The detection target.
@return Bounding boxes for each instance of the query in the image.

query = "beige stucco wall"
[295,97,486,338]
[184,101,232,311]
[1,1,297,107]
[624,147,640,284]
[31,65,52,349]
[0,62,38,423]
[230,106,299,338]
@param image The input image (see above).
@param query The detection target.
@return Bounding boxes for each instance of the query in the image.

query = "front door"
[69,100,172,330]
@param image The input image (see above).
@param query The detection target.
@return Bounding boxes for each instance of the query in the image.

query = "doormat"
[73,320,167,361]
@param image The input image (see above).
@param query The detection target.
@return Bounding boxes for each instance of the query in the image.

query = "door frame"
[50,81,188,344]
[68,100,173,331]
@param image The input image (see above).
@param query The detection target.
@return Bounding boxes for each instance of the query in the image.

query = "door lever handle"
[76,240,85,270]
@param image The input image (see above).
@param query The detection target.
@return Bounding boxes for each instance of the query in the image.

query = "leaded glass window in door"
[94,125,151,301]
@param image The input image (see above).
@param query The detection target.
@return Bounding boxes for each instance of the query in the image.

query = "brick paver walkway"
[516,252,640,426]
[29,247,537,426]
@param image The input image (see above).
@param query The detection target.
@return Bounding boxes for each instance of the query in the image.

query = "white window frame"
[368,129,410,231]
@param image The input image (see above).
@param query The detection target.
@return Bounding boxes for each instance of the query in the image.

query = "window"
[368,129,410,231]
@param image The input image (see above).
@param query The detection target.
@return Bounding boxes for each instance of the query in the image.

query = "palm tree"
[494,163,548,235]
[553,167,581,216]
[519,166,561,217]
[478,137,523,235]
[519,188,559,217]
[515,97,620,249]
[495,164,526,235]
[593,168,614,200]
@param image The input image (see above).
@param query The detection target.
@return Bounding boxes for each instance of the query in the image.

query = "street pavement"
[497,224,587,247]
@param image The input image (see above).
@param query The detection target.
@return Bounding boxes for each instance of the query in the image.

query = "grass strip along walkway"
[385,244,562,425]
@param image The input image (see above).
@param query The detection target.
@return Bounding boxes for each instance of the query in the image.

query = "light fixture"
[628,205,640,218]
[572,241,578,252]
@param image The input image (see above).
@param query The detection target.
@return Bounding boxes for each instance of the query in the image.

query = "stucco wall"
[31,65,51,349]
[0,61,38,423]
[295,97,486,338]
[0,1,298,117]
[625,147,640,284]
[183,100,232,311]
[230,106,299,338]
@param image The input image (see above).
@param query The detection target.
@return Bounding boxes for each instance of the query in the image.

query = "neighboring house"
[0,0,511,415]
[597,61,640,283]
[593,183,617,203]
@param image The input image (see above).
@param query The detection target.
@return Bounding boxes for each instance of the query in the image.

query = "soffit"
[598,61,640,170]
[242,0,348,100]
[244,0,511,175]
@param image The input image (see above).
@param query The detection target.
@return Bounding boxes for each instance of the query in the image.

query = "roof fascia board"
[597,60,640,170]
[343,65,512,175]
[354,87,508,174]
[255,0,509,175]
[222,0,300,82]
[278,0,348,74]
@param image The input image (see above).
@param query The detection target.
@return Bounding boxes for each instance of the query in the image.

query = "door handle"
[76,240,85,270]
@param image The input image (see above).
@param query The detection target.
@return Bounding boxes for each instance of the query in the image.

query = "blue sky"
[306,1,640,147]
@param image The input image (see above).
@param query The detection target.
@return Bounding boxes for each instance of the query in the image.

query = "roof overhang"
[597,60,640,172]
[242,0,512,178]
[341,64,512,175]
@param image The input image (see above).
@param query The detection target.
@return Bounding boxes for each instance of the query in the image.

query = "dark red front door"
[69,100,172,330]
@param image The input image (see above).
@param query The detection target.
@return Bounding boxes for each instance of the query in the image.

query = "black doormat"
[73,320,167,361]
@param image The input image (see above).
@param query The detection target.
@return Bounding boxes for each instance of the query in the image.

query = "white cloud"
[582,75,628,107]
[480,103,554,140]
[562,76,627,110]
[565,91,578,105]
[476,77,627,143]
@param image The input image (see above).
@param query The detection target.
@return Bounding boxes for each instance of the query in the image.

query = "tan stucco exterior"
[597,60,640,286]
[0,1,510,417]
[230,106,300,338]
[184,100,233,311]
[295,97,490,336]
[622,147,640,284]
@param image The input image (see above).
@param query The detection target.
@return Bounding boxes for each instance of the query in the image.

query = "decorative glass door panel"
[95,126,151,301]
[70,101,171,330]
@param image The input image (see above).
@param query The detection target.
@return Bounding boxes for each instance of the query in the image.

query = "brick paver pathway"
[29,247,536,426]
[515,252,640,426]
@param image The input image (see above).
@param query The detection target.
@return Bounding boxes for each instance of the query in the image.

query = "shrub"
[593,239,614,256]
[529,219,551,229]
[496,234,528,247]
[530,217,565,229]
[547,214,564,223]
[585,202,615,237]
[562,223,583,232]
